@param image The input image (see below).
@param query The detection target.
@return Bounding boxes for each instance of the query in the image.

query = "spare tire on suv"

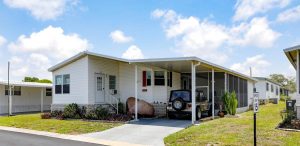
[172,98,186,111]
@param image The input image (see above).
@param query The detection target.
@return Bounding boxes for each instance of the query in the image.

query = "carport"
[0,81,52,115]
[130,57,255,124]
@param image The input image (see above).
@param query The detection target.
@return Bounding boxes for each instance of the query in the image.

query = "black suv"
[167,90,211,119]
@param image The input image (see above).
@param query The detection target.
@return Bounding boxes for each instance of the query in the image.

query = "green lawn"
[0,114,122,135]
[165,102,300,146]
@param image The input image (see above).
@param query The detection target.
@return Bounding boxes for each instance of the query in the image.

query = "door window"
[97,76,103,91]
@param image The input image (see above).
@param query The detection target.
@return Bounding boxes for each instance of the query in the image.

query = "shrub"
[222,91,238,115]
[50,110,64,120]
[63,103,82,119]
[281,109,296,124]
[95,106,110,120]
[280,95,291,101]
[118,102,125,114]
[41,113,51,119]
[84,110,98,120]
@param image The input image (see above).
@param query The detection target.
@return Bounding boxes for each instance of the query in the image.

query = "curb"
[0,126,144,146]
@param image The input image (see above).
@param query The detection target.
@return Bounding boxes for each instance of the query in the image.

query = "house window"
[55,75,62,94]
[167,72,173,87]
[109,75,116,89]
[276,87,279,95]
[55,74,70,94]
[154,71,165,86]
[4,85,9,95]
[271,84,274,92]
[14,86,21,96]
[63,74,70,94]
[266,83,269,91]
[46,88,52,96]
[4,86,21,96]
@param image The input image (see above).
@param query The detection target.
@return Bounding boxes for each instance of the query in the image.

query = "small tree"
[222,91,238,115]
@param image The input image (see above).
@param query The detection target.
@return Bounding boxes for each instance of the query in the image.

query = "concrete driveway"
[81,118,191,146]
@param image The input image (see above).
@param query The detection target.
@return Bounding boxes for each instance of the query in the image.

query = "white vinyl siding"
[88,56,120,104]
[52,56,89,104]
[254,80,280,101]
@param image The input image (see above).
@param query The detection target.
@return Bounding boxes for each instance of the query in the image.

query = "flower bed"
[41,103,131,122]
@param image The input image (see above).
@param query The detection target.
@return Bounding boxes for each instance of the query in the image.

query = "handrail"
[105,93,119,114]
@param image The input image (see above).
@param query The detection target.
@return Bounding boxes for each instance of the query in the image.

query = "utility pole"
[7,62,10,116]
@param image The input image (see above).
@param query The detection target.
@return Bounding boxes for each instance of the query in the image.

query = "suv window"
[169,90,191,102]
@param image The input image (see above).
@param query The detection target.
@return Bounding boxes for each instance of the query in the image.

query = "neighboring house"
[280,87,289,97]
[254,77,281,104]
[0,81,52,115]
[284,45,300,119]
[48,51,256,124]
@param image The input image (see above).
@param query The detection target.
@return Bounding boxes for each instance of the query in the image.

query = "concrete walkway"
[81,119,191,146]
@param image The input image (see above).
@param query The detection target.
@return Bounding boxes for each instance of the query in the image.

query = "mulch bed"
[276,120,300,132]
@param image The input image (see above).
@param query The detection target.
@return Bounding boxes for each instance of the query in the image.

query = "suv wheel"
[196,107,201,120]
[172,98,186,111]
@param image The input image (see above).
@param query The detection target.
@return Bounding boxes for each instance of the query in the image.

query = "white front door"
[95,74,105,103]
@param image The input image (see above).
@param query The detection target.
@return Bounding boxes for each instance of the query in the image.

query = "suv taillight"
[187,103,192,108]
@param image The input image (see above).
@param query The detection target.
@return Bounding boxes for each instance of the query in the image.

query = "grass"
[164,102,300,146]
[0,114,123,135]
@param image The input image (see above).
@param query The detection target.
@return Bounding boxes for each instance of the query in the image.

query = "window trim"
[55,74,70,94]
[62,74,70,94]
[154,71,165,86]
[109,75,116,90]
[4,85,21,96]
[46,88,52,96]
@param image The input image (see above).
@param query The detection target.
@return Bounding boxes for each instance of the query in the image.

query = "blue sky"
[0,0,300,81]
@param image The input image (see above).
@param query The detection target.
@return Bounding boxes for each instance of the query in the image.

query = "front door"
[95,74,105,103]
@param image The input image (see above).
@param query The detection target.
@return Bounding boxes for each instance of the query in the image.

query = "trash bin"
[286,100,296,111]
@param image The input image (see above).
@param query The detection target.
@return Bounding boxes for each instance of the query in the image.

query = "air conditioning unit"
[110,89,117,95]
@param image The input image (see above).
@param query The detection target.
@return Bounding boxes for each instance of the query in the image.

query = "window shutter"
[142,71,147,87]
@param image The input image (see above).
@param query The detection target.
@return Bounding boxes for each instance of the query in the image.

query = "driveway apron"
[81,119,191,146]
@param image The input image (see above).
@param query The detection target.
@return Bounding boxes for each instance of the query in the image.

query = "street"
[0,130,103,146]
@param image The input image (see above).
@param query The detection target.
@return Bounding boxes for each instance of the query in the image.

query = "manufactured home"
[254,77,280,104]
[0,81,52,115]
[48,51,256,123]
[284,45,300,119]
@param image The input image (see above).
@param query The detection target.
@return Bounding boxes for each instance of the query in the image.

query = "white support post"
[191,62,196,124]
[9,86,12,115]
[212,69,215,119]
[224,72,227,93]
[297,50,299,95]
[41,88,44,112]
[135,65,138,121]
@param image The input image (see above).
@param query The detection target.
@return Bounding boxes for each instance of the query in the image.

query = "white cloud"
[277,5,300,23]
[0,35,7,47]
[122,45,144,59]
[229,17,281,48]
[6,25,90,80]
[3,0,79,20]
[110,30,133,43]
[230,55,271,77]
[8,25,89,60]
[152,9,280,64]
[233,0,290,21]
